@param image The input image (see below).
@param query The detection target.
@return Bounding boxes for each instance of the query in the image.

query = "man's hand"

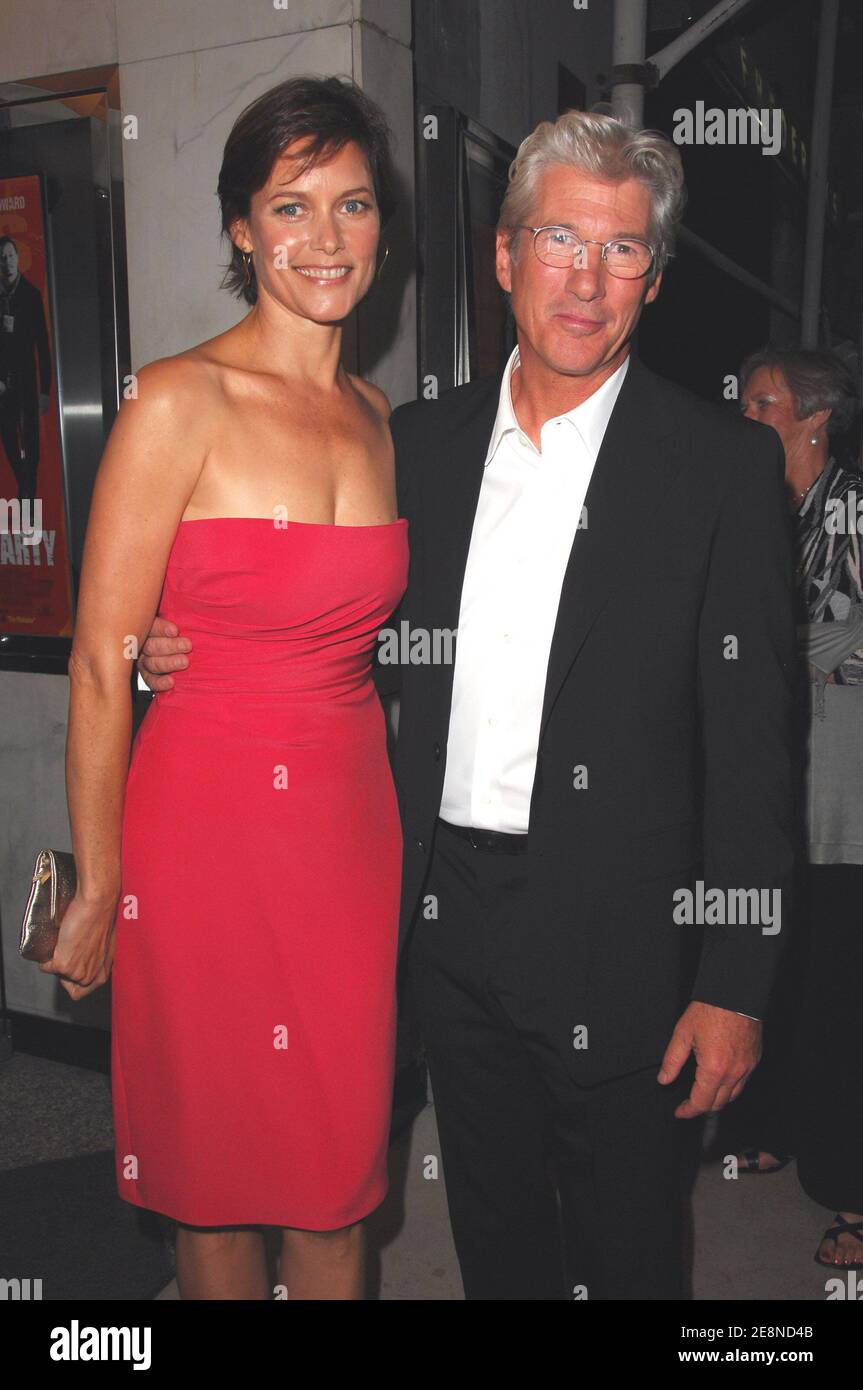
[137,615,192,692]
[657,1000,762,1118]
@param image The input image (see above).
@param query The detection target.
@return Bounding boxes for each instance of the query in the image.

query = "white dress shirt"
[439,345,630,833]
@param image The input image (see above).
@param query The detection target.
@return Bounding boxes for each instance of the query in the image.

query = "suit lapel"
[535,355,686,748]
[424,357,690,759]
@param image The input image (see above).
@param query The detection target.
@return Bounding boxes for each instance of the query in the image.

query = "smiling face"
[496,167,662,382]
[232,137,381,324]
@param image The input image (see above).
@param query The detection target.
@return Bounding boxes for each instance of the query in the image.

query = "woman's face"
[740,365,811,462]
[235,137,381,324]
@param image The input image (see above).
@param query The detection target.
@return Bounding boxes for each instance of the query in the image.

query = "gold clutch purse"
[19,849,77,962]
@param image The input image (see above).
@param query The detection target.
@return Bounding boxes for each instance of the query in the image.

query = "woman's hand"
[40,891,118,1000]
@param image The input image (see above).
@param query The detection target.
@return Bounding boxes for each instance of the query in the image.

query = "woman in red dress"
[53,77,407,1299]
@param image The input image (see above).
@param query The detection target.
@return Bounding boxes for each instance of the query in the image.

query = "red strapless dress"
[110,517,408,1228]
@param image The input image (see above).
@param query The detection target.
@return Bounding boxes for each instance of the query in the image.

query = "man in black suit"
[385,112,795,1300]
[0,235,52,507]
[139,111,796,1300]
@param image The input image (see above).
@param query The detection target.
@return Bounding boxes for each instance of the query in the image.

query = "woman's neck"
[787,441,830,507]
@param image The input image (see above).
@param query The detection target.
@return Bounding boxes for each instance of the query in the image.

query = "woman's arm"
[50,358,208,1000]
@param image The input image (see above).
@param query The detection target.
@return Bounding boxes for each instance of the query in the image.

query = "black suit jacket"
[380,354,798,1084]
[0,274,51,399]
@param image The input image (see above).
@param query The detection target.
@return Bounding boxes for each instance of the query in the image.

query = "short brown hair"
[217,75,398,306]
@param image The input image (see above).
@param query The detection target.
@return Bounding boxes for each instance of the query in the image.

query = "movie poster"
[0,173,74,637]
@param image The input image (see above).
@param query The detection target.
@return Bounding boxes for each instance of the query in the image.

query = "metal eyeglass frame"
[519,224,656,279]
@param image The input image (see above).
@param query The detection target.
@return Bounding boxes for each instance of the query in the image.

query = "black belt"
[436,817,529,854]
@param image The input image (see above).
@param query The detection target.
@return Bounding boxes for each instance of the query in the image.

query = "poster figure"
[0,232,52,507]
[0,173,73,638]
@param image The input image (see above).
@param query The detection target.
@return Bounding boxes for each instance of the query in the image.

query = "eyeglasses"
[520,225,655,280]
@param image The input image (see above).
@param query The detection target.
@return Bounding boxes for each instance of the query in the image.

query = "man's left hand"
[657,1001,762,1119]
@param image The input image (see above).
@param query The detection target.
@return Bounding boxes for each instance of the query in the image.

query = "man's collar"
[485,345,630,466]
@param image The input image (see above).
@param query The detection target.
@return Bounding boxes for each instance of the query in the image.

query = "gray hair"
[498,110,686,280]
[740,347,858,437]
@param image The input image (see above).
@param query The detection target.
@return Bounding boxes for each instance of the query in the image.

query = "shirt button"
[487,716,497,727]
[415,838,425,852]
[432,742,441,761]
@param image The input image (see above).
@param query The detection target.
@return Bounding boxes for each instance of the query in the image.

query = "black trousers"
[406,818,694,1300]
[720,863,863,1212]
[0,387,40,504]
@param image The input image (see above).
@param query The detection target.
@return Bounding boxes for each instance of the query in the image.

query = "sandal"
[737,1147,793,1175]
[814,1214,863,1270]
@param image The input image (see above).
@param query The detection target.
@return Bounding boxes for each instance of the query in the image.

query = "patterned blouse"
[795,455,863,685]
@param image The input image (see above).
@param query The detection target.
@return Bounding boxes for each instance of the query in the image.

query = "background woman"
[736,347,862,1269]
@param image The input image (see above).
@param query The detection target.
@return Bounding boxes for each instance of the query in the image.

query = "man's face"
[0,242,18,284]
[496,168,662,380]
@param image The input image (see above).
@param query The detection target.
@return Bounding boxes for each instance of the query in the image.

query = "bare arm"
[52,359,207,998]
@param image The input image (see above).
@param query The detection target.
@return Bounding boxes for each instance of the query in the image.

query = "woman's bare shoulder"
[347,372,392,422]
[126,347,226,435]
[137,341,225,391]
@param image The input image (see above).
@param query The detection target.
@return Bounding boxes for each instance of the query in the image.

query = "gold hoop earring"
[242,250,253,286]
[375,243,390,281]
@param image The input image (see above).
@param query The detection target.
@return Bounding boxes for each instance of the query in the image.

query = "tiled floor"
[0,1051,842,1300]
